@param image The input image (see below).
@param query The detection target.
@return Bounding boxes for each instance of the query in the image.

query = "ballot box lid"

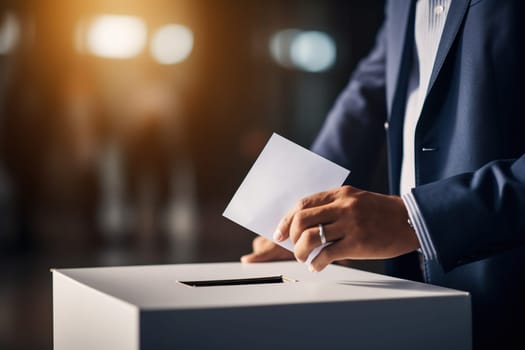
[51,261,469,310]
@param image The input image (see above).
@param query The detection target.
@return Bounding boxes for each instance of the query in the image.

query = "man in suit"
[242,0,525,348]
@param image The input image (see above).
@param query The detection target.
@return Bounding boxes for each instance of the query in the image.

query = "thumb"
[240,251,272,263]
[241,246,294,263]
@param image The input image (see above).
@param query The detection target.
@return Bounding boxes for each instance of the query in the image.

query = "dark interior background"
[0,0,385,348]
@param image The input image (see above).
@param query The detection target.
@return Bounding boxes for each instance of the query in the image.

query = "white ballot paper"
[223,133,350,265]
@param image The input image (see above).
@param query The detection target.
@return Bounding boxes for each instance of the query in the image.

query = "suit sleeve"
[410,154,525,272]
[311,24,388,190]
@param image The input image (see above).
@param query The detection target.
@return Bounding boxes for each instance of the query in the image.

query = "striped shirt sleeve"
[402,191,437,260]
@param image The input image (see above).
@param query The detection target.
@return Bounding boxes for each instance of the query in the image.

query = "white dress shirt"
[400,0,451,261]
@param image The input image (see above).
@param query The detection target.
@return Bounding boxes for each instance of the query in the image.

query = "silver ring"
[318,224,327,245]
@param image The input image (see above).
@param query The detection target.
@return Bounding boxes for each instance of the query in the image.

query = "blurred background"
[0,0,384,348]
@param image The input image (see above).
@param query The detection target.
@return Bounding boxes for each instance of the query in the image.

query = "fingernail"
[273,229,283,241]
[308,264,317,273]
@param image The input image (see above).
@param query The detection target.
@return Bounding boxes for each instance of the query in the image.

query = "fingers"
[288,205,339,244]
[252,236,268,251]
[274,204,338,244]
[241,248,293,262]
[309,240,350,272]
[293,222,342,263]
[240,252,271,263]
[241,237,294,263]
[274,190,339,243]
[244,185,411,272]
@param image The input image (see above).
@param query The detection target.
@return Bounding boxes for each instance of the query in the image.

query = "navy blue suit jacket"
[311,0,525,348]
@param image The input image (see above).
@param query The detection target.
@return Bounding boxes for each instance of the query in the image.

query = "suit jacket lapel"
[425,0,470,98]
[386,0,416,194]
[386,0,414,116]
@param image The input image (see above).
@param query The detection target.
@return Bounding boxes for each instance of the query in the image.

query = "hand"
[240,236,294,263]
[273,185,420,272]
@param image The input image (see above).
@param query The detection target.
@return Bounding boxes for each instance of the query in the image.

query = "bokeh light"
[150,24,193,65]
[270,29,336,72]
[290,31,336,72]
[85,14,147,59]
[269,28,302,69]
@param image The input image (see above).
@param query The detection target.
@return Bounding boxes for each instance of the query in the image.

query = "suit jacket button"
[384,121,389,130]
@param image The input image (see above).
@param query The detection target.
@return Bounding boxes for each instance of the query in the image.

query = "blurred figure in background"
[117,80,198,257]
[0,6,103,252]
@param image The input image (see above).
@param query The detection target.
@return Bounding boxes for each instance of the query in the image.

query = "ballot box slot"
[178,275,297,287]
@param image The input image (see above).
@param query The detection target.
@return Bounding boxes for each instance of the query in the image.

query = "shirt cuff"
[402,191,437,261]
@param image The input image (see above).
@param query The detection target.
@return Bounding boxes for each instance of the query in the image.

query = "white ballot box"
[52,261,471,350]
